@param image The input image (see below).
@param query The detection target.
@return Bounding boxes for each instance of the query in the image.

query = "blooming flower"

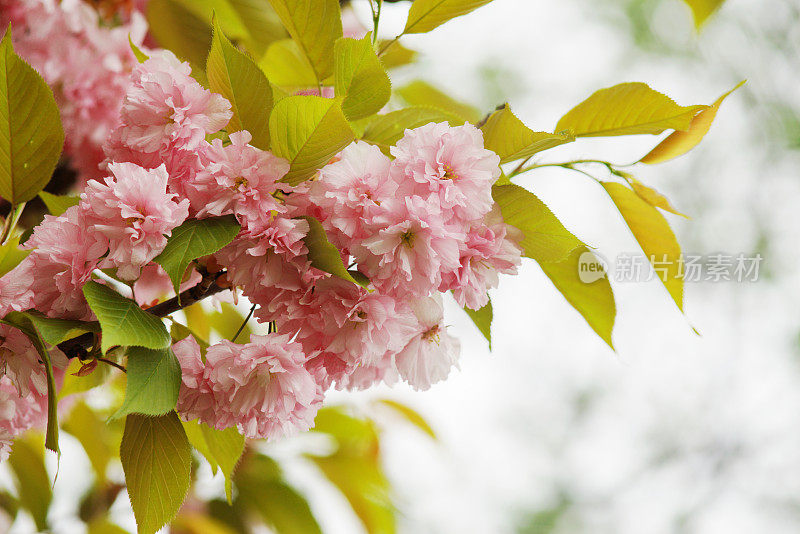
[0,376,47,461]
[395,295,461,390]
[81,162,190,279]
[391,122,501,223]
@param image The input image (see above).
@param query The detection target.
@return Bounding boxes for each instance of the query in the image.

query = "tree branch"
[57,281,228,359]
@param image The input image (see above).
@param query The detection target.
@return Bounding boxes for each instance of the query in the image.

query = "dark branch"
[57,281,228,360]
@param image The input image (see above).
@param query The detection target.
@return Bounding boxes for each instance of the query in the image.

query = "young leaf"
[153,215,240,294]
[201,424,245,503]
[403,0,496,34]
[259,38,318,87]
[227,0,288,56]
[146,0,213,71]
[267,0,342,85]
[8,436,52,531]
[538,246,616,349]
[681,0,726,27]
[82,281,171,354]
[64,401,115,484]
[630,180,687,217]
[375,398,437,440]
[207,16,273,149]
[361,106,462,152]
[334,35,392,121]
[299,216,366,287]
[640,81,744,164]
[555,82,706,138]
[129,35,149,63]
[492,184,582,262]
[397,80,480,123]
[38,191,79,216]
[0,235,28,276]
[24,312,100,345]
[602,182,684,311]
[0,26,64,204]
[120,412,192,534]
[270,95,354,185]
[480,104,574,163]
[462,299,492,348]
[112,346,181,418]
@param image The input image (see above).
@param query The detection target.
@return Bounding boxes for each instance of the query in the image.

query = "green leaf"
[120,412,192,534]
[375,399,437,440]
[334,35,391,121]
[207,16,272,149]
[24,312,99,345]
[0,26,64,204]
[299,216,365,287]
[681,0,726,27]
[396,80,480,123]
[113,346,181,418]
[146,0,213,70]
[640,81,744,164]
[236,455,322,534]
[602,182,683,311]
[227,0,288,56]
[129,35,149,63]
[360,106,462,152]
[82,281,171,354]
[183,420,244,503]
[462,298,492,348]
[267,0,342,84]
[492,184,581,263]
[538,246,616,349]
[270,95,354,185]
[259,39,318,87]
[153,215,240,294]
[403,0,496,34]
[64,401,114,483]
[8,435,52,531]
[0,234,28,276]
[38,191,79,216]
[1,312,60,452]
[555,82,706,138]
[480,104,573,163]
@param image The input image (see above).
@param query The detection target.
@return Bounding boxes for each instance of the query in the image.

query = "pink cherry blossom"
[81,162,190,279]
[395,295,461,390]
[173,336,217,425]
[0,376,48,461]
[390,122,501,223]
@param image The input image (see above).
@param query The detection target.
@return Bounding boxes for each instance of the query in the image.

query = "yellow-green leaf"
[682,0,726,28]
[403,0,496,34]
[270,95,354,185]
[227,0,287,56]
[259,38,318,87]
[207,16,272,149]
[630,180,687,217]
[299,216,365,287]
[24,311,99,345]
[375,399,436,440]
[64,401,114,483]
[640,81,744,164]
[492,184,581,262]
[397,80,480,123]
[334,35,391,121]
[38,191,79,216]
[361,106,462,152]
[121,412,191,534]
[462,298,492,348]
[602,182,683,311]
[129,35,149,63]
[8,435,51,531]
[146,0,213,71]
[82,281,171,354]
[481,104,573,163]
[267,0,342,84]
[538,246,616,349]
[0,26,64,204]
[0,234,27,276]
[112,346,181,418]
[555,82,706,138]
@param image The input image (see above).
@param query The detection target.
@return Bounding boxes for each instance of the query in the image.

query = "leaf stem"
[97,357,127,373]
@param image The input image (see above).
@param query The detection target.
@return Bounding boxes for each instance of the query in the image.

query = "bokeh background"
[5,0,800,532]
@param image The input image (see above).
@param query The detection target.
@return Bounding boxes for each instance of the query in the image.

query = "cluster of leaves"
[0,0,737,532]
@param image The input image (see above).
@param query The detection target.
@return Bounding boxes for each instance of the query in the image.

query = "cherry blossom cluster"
[0,50,522,442]
[0,0,147,181]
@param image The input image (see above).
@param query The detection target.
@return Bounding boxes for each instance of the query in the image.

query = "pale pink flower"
[0,376,48,461]
[19,206,106,319]
[390,122,501,223]
[442,206,524,309]
[356,196,462,299]
[190,131,289,223]
[203,335,321,440]
[81,162,190,280]
[308,142,397,241]
[173,336,216,424]
[395,295,461,390]
[0,325,56,396]
[115,50,231,154]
